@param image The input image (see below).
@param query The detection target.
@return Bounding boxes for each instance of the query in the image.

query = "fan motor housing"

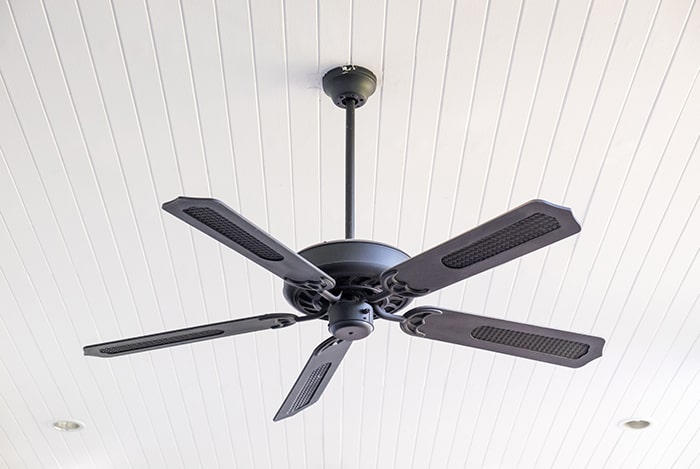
[283,240,413,318]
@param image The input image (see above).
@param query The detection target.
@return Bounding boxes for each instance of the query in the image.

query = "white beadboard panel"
[0,0,699,467]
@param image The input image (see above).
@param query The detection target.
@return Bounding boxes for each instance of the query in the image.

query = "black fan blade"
[163,197,335,292]
[274,337,351,421]
[83,313,298,358]
[378,200,580,297]
[401,307,603,368]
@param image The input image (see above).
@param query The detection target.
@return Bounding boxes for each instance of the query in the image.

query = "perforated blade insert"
[274,337,351,421]
[471,325,589,359]
[162,197,335,292]
[182,206,284,261]
[441,212,561,269]
[289,363,332,413]
[99,329,225,355]
[84,314,298,358]
[401,307,604,368]
[380,200,580,297]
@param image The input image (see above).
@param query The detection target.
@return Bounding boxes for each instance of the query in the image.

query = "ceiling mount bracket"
[322,65,377,108]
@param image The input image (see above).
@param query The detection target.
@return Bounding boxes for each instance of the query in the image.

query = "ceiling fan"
[84,65,605,422]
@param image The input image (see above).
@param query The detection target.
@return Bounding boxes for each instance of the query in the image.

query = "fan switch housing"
[328,301,374,341]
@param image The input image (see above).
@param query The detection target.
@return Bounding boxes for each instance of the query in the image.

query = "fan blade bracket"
[401,307,604,368]
[380,200,581,297]
[401,308,442,336]
[379,270,430,299]
[269,315,297,329]
[162,197,335,292]
[274,337,351,421]
[283,276,336,293]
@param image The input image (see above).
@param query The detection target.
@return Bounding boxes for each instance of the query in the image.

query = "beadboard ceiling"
[1,0,699,468]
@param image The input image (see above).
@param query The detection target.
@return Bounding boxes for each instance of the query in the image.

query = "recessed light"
[620,419,651,430]
[51,420,84,432]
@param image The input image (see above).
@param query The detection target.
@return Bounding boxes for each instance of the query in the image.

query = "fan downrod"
[322,65,377,240]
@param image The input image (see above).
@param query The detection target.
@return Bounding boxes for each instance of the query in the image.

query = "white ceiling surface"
[0,0,699,467]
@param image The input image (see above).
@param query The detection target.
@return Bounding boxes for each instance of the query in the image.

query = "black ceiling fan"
[84,65,604,422]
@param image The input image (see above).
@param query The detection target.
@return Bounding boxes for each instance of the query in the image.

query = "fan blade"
[83,313,298,358]
[163,197,335,292]
[401,307,603,368]
[378,200,580,297]
[274,337,351,421]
